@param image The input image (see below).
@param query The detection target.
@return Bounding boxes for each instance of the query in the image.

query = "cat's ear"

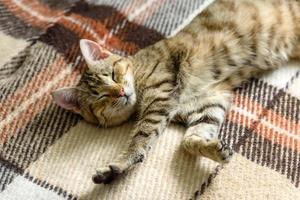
[79,39,112,67]
[51,87,81,114]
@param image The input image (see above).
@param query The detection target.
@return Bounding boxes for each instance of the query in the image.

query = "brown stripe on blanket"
[119,21,164,50]
[70,1,124,27]
[112,0,166,49]
[0,27,78,103]
[274,92,300,126]
[23,172,78,200]
[18,0,66,18]
[0,157,24,191]
[1,102,80,169]
[0,2,43,39]
[219,118,247,148]
[219,120,300,188]
[233,98,300,141]
[59,2,163,53]
[0,0,69,37]
[0,60,83,143]
[55,9,138,53]
[38,0,78,10]
[39,24,81,63]
[0,45,30,79]
[237,79,277,108]
[225,104,300,152]
[223,108,300,186]
[254,113,299,153]
[198,165,222,198]
[69,1,164,50]
[231,81,300,140]
[0,51,82,122]
[234,79,278,115]
[238,127,300,187]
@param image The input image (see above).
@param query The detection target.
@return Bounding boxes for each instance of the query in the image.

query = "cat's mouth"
[116,94,131,106]
[121,89,134,106]
[122,94,132,105]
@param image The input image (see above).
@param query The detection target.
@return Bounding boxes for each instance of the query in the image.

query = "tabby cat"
[52,0,300,184]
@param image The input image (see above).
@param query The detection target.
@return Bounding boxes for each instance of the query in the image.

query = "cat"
[52,0,300,184]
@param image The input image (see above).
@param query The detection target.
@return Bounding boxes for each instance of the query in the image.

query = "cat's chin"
[124,94,136,106]
[102,98,137,127]
[102,106,136,127]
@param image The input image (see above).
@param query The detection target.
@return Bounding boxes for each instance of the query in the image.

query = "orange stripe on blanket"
[0,56,80,143]
[0,44,82,119]
[0,65,81,142]
[20,0,66,17]
[227,109,300,152]
[59,14,139,53]
[227,110,257,130]
[234,93,264,117]
[2,0,141,53]
[0,56,66,121]
[1,0,63,28]
[233,94,300,136]
[256,123,300,152]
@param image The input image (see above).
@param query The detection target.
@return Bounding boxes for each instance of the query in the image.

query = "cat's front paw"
[92,164,124,184]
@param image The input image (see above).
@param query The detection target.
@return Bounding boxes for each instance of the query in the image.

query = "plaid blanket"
[0,0,300,199]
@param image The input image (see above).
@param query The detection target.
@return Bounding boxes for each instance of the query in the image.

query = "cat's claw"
[215,141,233,163]
[92,165,123,184]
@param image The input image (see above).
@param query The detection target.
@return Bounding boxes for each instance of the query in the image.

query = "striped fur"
[52,0,300,184]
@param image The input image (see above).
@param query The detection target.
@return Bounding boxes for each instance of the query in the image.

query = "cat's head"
[51,39,137,127]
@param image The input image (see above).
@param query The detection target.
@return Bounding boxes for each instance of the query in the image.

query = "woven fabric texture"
[0,0,300,199]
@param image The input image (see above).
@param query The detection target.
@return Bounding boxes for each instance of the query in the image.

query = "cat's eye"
[112,70,116,82]
[91,90,99,95]
[97,94,109,100]
[102,73,109,77]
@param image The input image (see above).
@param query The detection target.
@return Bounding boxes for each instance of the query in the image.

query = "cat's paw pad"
[92,164,124,184]
[182,136,233,163]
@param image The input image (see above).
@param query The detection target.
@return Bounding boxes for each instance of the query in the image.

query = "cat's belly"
[176,91,208,114]
[174,83,231,119]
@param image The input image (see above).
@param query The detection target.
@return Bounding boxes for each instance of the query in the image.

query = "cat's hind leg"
[180,91,233,163]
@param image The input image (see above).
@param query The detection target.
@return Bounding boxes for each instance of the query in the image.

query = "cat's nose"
[119,87,125,97]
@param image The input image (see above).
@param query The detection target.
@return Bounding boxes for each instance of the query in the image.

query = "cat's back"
[134,0,300,101]
[168,0,300,89]
[156,0,300,103]
[182,0,299,38]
